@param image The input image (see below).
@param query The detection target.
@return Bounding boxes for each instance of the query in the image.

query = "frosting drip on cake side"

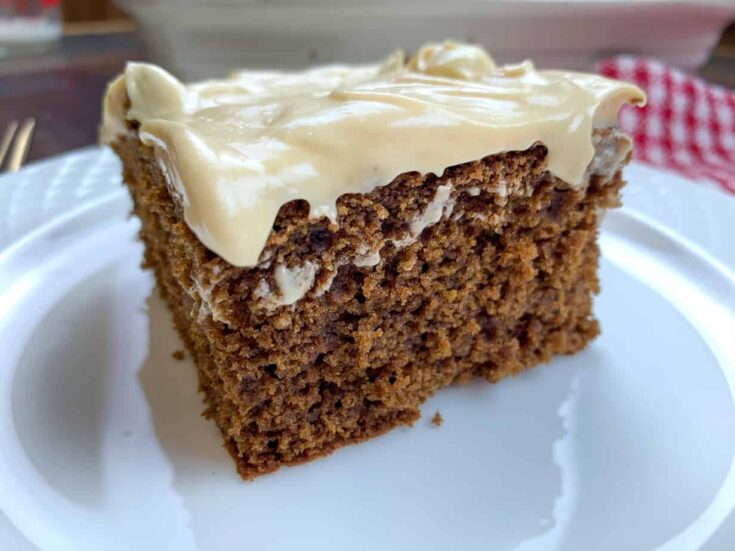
[101,41,644,267]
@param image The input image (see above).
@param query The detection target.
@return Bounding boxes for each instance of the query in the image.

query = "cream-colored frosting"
[411,184,454,236]
[254,262,318,309]
[353,246,382,268]
[101,40,644,267]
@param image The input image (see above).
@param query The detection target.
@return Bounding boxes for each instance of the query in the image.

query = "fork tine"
[7,118,35,173]
[0,120,19,169]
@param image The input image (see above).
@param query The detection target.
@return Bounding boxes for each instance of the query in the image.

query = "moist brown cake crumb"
[113,127,628,480]
[431,411,443,427]
[171,350,186,361]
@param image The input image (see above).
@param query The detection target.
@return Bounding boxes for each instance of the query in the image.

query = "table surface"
[1,27,734,166]
[0,31,145,164]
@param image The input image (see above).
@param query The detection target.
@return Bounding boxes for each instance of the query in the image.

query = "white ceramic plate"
[0,149,734,551]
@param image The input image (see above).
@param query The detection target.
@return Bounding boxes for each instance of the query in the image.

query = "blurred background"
[0,0,734,165]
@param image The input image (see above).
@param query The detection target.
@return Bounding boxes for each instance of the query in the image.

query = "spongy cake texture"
[114,129,627,479]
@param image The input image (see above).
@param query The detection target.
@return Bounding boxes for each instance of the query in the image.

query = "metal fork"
[0,119,36,173]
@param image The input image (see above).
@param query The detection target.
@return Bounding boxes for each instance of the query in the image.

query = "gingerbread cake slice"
[101,42,644,479]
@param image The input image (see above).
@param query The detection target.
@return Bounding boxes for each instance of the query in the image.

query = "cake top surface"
[101,41,644,267]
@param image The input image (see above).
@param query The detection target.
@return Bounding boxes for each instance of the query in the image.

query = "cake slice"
[101,42,644,479]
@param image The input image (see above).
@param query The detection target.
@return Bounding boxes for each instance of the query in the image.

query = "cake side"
[114,127,627,479]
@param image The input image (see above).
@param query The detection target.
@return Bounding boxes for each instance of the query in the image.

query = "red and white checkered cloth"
[597,56,735,194]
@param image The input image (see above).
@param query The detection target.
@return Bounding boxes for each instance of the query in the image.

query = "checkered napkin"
[597,56,735,194]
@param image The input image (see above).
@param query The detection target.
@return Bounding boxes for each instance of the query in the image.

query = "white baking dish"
[118,0,735,80]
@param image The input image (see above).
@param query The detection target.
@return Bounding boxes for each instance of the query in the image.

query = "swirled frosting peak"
[102,41,645,267]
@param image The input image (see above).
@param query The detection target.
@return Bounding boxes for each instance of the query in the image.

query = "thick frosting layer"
[102,41,644,267]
